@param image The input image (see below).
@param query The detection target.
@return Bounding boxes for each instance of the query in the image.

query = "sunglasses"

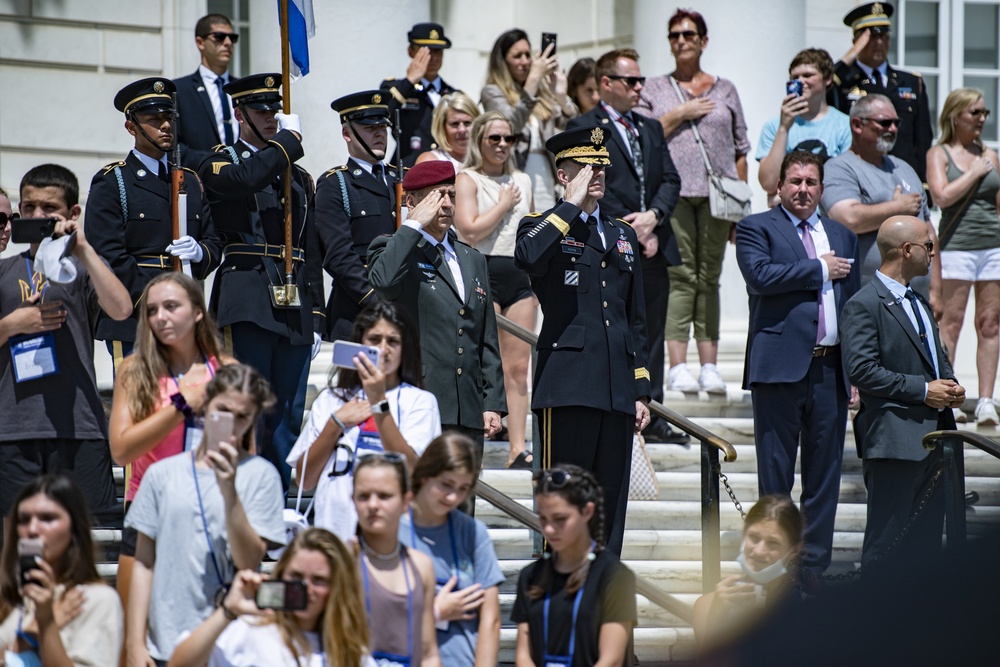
[533,467,573,493]
[860,117,900,129]
[606,75,646,88]
[0,212,18,226]
[486,134,516,145]
[326,447,406,478]
[201,31,239,44]
[667,30,700,41]
[969,108,992,118]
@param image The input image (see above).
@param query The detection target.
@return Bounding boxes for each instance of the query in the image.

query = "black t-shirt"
[511,549,636,667]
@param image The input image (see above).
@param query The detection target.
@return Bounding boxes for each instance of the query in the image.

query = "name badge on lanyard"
[10,333,59,383]
[184,417,205,452]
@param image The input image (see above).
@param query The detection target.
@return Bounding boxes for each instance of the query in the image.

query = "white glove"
[276,112,302,136]
[166,236,204,262]
[311,333,322,360]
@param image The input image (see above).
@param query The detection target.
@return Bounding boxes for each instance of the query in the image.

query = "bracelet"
[220,601,238,621]
[330,413,347,432]
[170,392,194,421]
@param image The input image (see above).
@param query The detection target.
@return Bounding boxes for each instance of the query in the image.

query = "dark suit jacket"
[736,207,860,393]
[175,69,237,169]
[568,105,682,266]
[198,131,324,345]
[515,200,651,414]
[381,76,457,165]
[368,225,506,429]
[840,277,957,461]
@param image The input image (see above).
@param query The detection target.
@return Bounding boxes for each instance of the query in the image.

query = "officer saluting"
[87,77,221,367]
[198,73,323,488]
[313,91,399,340]
[828,2,933,186]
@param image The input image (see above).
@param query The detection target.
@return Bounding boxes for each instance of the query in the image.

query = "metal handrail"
[476,479,695,623]
[923,430,1000,459]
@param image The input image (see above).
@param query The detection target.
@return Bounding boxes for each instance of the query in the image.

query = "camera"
[255,580,308,611]
[12,217,59,244]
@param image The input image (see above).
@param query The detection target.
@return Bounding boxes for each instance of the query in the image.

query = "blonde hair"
[431,92,480,153]
[938,87,985,148]
[464,111,518,175]
[486,28,558,123]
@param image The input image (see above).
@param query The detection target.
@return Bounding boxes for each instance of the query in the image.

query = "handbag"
[669,77,753,222]
[629,434,660,500]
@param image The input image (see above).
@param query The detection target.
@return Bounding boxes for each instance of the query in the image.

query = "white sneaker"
[953,407,968,424]
[699,363,727,395]
[668,363,700,393]
[975,398,998,427]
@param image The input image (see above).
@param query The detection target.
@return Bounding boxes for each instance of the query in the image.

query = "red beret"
[401,160,456,192]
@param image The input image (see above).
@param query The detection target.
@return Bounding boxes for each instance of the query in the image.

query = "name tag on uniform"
[560,238,584,255]
[11,333,59,382]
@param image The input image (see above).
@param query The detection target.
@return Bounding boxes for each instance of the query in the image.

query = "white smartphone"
[332,340,381,370]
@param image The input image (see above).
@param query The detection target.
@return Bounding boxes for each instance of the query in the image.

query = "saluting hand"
[562,166,593,207]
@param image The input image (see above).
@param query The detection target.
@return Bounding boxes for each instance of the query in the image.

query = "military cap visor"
[332,91,391,125]
[408,22,452,49]
[114,78,176,115]
[224,74,283,111]
[545,126,612,166]
[845,2,893,31]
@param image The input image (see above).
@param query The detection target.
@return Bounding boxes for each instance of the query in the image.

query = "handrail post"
[942,437,967,553]
[701,441,721,593]
[530,344,543,557]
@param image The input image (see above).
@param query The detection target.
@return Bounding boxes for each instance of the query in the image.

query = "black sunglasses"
[607,75,646,88]
[201,31,239,44]
[860,117,900,129]
[0,212,17,226]
[668,30,700,41]
[533,467,573,493]
[486,133,516,145]
[326,447,407,478]
[969,108,992,118]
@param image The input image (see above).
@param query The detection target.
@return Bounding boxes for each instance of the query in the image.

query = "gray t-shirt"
[125,452,286,661]
[821,151,929,288]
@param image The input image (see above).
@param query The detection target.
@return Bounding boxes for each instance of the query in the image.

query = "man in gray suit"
[840,215,965,567]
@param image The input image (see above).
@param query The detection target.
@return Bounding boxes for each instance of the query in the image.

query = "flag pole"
[279,0,295,300]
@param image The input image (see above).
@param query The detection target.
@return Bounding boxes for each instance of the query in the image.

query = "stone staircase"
[90,331,1000,665]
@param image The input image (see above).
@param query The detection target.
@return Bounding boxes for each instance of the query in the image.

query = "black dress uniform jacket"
[86,152,221,342]
[515,200,651,414]
[829,62,933,184]
[368,225,506,430]
[198,130,324,345]
[313,158,398,340]
[380,76,457,165]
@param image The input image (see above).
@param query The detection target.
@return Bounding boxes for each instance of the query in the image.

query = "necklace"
[170,351,203,383]
[359,535,401,562]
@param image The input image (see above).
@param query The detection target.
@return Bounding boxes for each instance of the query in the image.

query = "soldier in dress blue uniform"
[86,77,221,370]
[312,91,399,340]
[828,2,933,187]
[381,22,458,165]
[198,73,323,489]
[514,126,652,556]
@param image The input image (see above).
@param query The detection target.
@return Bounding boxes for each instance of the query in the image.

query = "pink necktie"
[799,221,826,344]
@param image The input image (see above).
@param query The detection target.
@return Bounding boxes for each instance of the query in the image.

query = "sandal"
[506,450,533,470]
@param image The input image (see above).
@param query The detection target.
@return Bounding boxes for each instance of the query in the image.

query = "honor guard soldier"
[86,77,221,368]
[381,22,458,165]
[198,73,323,488]
[828,2,933,187]
[313,91,398,340]
[514,126,652,556]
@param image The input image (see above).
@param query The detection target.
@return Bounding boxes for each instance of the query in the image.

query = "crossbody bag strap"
[937,146,985,249]
[668,76,716,177]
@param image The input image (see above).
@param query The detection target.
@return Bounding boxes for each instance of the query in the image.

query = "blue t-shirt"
[399,510,505,665]
[755,107,851,162]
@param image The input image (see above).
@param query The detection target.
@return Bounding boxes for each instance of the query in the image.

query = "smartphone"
[204,411,234,454]
[786,80,803,97]
[332,340,380,370]
[18,538,44,589]
[256,580,308,611]
[541,32,557,56]
[12,217,58,244]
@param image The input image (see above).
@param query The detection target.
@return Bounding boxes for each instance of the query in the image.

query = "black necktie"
[617,114,645,210]
[905,289,937,376]
[215,76,235,144]
[869,70,884,91]
[158,161,170,183]
[372,163,386,186]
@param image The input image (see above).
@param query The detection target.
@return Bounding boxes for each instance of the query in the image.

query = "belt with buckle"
[135,254,173,269]
[224,243,305,263]
[813,344,840,358]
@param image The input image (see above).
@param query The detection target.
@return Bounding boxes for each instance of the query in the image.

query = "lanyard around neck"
[191,451,226,587]
[544,585,585,664]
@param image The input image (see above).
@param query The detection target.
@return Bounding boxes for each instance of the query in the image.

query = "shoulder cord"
[335,170,351,218]
[113,166,128,226]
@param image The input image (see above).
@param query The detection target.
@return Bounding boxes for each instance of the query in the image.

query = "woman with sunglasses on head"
[926,88,1000,427]
[512,465,636,667]
[287,302,441,542]
[414,92,479,171]
[481,28,577,211]
[353,452,441,666]
[168,528,375,667]
[400,433,503,666]
[692,495,803,648]
[0,475,123,667]
[124,364,287,667]
[454,111,536,470]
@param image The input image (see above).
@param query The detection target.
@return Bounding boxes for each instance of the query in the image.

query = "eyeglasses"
[486,134,516,145]
[0,212,18,226]
[667,30,700,41]
[533,467,572,493]
[606,75,646,88]
[898,240,934,253]
[201,31,239,44]
[860,117,900,129]
[969,108,992,118]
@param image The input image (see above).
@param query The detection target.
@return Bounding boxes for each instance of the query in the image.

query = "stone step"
[497,626,696,665]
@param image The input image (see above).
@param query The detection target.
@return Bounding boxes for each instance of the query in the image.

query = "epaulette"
[324,165,349,176]
[383,77,397,82]
[181,167,199,175]
[617,218,632,227]
[101,160,126,175]
[212,143,229,153]
[523,212,543,218]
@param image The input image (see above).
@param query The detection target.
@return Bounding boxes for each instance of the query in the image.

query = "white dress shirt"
[198,64,239,144]
[781,206,838,346]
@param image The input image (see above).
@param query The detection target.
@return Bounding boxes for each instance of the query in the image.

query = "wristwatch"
[649,207,664,224]
[371,399,391,415]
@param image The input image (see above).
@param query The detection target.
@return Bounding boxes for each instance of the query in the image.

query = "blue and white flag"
[281,0,315,78]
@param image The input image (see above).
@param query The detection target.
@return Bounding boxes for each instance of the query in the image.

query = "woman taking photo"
[512,465,636,667]
[926,87,1000,426]
[414,92,479,171]
[109,272,234,611]
[481,28,576,210]
[0,475,123,666]
[168,528,375,667]
[353,453,440,666]
[454,111,535,469]
[635,8,750,396]
[692,495,803,647]
[401,433,504,665]
[287,302,441,541]
[125,364,287,667]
